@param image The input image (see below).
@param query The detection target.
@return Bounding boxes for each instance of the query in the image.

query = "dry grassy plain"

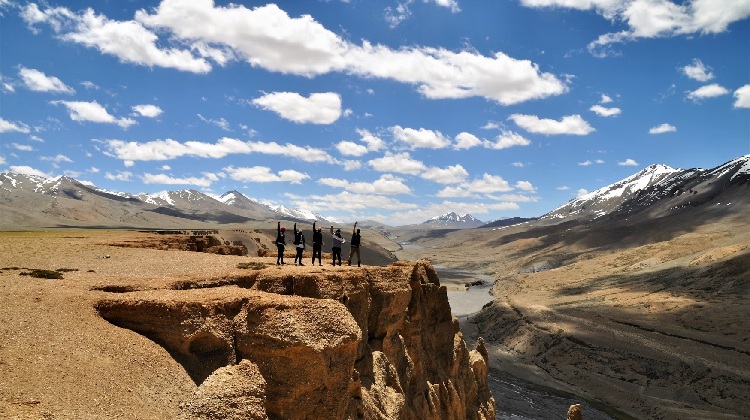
[396,210,750,419]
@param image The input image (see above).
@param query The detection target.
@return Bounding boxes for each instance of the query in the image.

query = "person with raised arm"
[329,225,345,266]
[311,221,323,266]
[275,221,286,265]
[293,222,305,266]
[347,221,362,267]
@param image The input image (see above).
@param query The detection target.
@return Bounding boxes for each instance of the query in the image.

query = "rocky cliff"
[95,260,495,419]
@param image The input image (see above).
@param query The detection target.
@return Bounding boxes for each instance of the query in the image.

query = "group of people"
[275,221,362,267]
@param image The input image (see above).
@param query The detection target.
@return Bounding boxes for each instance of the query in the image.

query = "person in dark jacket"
[293,223,305,266]
[330,226,345,266]
[311,221,323,266]
[347,221,361,267]
[276,221,286,265]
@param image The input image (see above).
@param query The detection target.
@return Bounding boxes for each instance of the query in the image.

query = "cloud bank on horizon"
[1,0,749,224]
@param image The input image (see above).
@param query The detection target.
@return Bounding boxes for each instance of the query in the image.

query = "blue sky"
[1,0,749,224]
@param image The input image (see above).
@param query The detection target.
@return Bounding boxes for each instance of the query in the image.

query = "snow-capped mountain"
[423,212,483,228]
[0,174,340,228]
[270,205,344,224]
[543,154,750,222]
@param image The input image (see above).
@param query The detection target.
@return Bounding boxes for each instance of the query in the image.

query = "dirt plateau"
[0,231,495,420]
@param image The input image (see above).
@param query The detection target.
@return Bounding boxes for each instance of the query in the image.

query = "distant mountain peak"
[423,212,482,228]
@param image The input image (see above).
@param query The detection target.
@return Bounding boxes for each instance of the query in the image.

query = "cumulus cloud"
[197,114,231,131]
[733,85,750,108]
[18,67,74,93]
[10,165,51,177]
[131,104,163,118]
[681,58,714,81]
[22,3,211,73]
[224,166,309,184]
[521,0,750,56]
[368,152,426,175]
[649,123,677,134]
[687,83,730,102]
[336,141,369,157]
[600,94,613,103]
[509,114,595,135]
[104,137,334,163]
[484,131,531,149]
[318,174,411,194]
[515,180,536,192]
[454,132,482,150]
[51,100,136,128]
[252,92,342,124]
[420,164,469,184]
[0,118,30,133]
[23,2,566,105]
[357,129,386,152]
[590,104,621,117]
[142,172,218,187]
[104,171,133,181]
[12,143,34,151]
[618,158,639,166]
[436,173,515,197]
[390,126,452,149]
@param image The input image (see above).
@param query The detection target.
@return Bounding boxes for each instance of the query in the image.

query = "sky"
[1,0,749,225]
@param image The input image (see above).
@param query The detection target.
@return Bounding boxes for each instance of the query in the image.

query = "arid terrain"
[396,207,750,419]
[0,230,494,419]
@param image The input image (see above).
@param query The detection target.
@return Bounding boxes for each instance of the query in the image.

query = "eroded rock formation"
[95,260,495,420]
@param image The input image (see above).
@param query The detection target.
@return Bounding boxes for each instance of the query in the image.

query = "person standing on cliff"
[293,222,305,266]
[330,226,345,266]
[347,221,361,267]
[276,221,286,265]
[311,221,323,266]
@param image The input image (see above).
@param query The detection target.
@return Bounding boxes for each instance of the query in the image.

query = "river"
[434,266,615,420]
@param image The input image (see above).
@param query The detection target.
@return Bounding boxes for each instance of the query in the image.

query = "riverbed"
[433,265,615,420]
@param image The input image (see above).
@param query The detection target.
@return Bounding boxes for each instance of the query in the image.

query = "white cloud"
[483,131,531,149]
[40,154,73,163]
[197,114,231,131]
[0,156,6,165]
[252,92,342,124]
[18,67,74,93]
[224,166,309,184]
[286,191,418,213]
[24,2,567,105]
[433,0,461,13]
[437,173,514,197]
[318,174,411,194]
[509,114,595,135]
[590,104,621,117]
[522,0,750,55]
[357,129,386,151]
[384,2,412,28]
[22,4,211,73]
[649,123,677,134]
[687,83,730,102]
[681,58,714,81]
[343,160,362,171]
[618,158,639,166]
[9,165,50,177]
[579,160,593,166]
[51,100,136,128]
[420,164,469,184]
[454,132,482,150]
[335,141,369,157]
[12,143,34,152]
[512,162,525,168]
[733,84,750,109]
[368,152,426,175]
[131,104,163,118]
[576,188,589,198]
[557,186,570,191]
[142,172,218,187]
[80,81,99,90]
[89,167,100,173]
[390,126,452,149]
[104,137,334,163]
[104,171,133,181]
[390,200,519,225]
[0,118,30,133]
[515,180,536,192]
[600,94,613,103]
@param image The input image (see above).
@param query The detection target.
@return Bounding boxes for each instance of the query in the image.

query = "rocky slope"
[0,231,494,419]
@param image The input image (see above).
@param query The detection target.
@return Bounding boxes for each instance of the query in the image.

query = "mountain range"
[1,154,748,230]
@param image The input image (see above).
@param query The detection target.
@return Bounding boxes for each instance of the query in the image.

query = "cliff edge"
[94,259,495,419]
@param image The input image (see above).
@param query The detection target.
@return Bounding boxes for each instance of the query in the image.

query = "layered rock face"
[95,260,495,420]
